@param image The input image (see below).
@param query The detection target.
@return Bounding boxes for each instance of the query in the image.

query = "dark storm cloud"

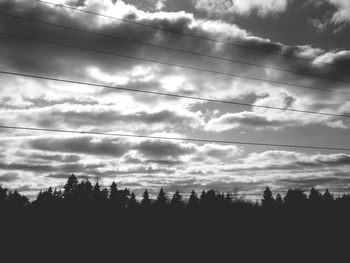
[25,107,201,130]
[145,159,184,166]
[29,136,130,157]
[25,97,100,108]
[20,152,81,163]
[0,0,207,79]
[114,166,176,175]
[220,152,350,172]
[46,173,77,179]
[85,166,176,179]
[0,172,19,182]
[0,160,100,174]
[0,161,56,172]
[298,154,350,167]
[122,156,184,166]
[1,0,349,97]
[135,140,196,158]
[275,174,350,191]
[28,136,199,160]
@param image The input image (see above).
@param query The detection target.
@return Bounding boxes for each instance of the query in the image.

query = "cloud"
[0,160,101,175]
[193,0,292,17]
[199,144,241,160]
[327,0,350,25]
[204,89,350,132]
[19,152,81,163]
[314,50,350,67]
[1,104,204,132]
[0,172,19,182]
[29,136,130,157]
[221,151,350,171]
[308,18,329,32]
[307,0,350,28]
[135,140,197,158]
[154,0,167,10]
[205,111,286,132]
[46,173,77,179]
[88,166,176,178]
[0,162,56,173]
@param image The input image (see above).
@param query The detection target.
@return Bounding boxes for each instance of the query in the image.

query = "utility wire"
[0,70,349,118]
[1,125,350,151]
[1,13,349,84]
[37,0,345,69]
[1,32,349,96]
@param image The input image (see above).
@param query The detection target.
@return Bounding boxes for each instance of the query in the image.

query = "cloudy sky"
[0,0,350,198]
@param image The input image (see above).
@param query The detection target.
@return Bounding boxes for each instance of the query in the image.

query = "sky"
[0,0,350,199]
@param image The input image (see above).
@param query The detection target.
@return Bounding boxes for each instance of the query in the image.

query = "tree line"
[1,174,350,212]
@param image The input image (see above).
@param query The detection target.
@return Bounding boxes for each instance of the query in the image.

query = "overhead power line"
[1,125,350,151]
[1,32,349,96]
[0,70,349,118]
[1,13,348,84]
[37,0,345,69]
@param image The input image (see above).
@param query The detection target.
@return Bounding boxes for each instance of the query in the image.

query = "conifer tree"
[109,181,118,202]
[323,189,334,204]
[128,192,139,209]
[155,188,168,208]
[275,193,283,208]
[63,174,78,202]
[92,182,101,204]
[141,189,151,208]
[170,190,184,210]
[262,187,274,208]
[309,188,323,207]
[188,190,199,210]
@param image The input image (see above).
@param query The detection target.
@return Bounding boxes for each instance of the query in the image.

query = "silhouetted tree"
[77,179,93,203]
[101,188,109,202]
[2,176,349,221]
[154,188,168,209]
[337,194,350,208]
[0,184,8,207]
[128,192,139,209]
[53,188,63,201]
[323,189,334,205]
[35,187,56,208]
[200,190,206,206]
[141,189,151,208]
[170,190,184,210]
[217,192,225,207]
[109,181,118,202]
[63,174,78,202]
[116,188,130,209]
[262,187,274,209]
[284,188,308,209]
[7,190,29,209]
[109,182,130,209]
[309,188,323,208]
[200,189,217,209]
[275,193,283,208]
[92,182,102,206]
[225,192,232,205]
[188,190,199,210]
